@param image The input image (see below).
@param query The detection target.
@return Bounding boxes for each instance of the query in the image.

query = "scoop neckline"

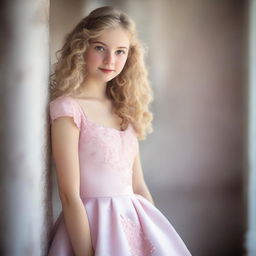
[66,96,129,133]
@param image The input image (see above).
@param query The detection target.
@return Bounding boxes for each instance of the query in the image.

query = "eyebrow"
[91,40,128,49]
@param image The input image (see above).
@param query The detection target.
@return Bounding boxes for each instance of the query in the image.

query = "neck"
[79,78,108,100]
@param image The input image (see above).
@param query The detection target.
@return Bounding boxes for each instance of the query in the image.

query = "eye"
[94,46,105,52]
[116,50,126,55]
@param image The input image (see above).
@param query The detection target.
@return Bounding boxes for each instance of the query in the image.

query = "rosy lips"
[99,68,114,73]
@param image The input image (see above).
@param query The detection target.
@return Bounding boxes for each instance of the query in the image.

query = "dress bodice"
[49,96,139,198]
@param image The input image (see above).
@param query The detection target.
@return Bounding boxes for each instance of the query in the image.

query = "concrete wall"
[145,1,247,255]
[246,0,256,255]
[0,0,50,255]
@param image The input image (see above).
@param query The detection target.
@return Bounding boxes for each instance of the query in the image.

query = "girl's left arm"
[132,148,155,206]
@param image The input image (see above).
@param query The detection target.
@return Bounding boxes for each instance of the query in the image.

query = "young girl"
[48,6,192,256]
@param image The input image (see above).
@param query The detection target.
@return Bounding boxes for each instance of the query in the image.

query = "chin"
[106,74,118,81]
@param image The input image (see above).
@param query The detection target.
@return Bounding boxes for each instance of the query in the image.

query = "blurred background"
[0,0,255,255]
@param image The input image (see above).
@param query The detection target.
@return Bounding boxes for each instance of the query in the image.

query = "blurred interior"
[0,0,255,255]
[49,1,249,255]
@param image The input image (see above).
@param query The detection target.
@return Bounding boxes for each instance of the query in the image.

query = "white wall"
[0,1,50,255]
[246,0,256,255]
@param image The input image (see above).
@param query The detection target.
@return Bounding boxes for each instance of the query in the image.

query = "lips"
[100,68,114,72]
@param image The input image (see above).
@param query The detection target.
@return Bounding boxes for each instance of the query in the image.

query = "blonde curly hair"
[50,6,154,140]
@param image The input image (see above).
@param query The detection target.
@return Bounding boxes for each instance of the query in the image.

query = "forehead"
[92,27,130,48]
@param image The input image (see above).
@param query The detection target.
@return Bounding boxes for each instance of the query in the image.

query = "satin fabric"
[47,96,192,256]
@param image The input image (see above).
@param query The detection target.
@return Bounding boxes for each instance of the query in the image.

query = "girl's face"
[84,26,130,83]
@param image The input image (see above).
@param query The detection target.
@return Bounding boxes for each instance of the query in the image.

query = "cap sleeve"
[49,96,81,129]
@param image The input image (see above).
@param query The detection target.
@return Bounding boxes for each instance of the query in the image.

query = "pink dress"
[47,95,192,256]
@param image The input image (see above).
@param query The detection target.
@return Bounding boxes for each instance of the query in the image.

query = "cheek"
[117,56,128,70]
[85,51,101,66]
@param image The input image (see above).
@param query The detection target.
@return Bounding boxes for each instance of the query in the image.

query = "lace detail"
[84,122,137,172]
[101,128,137,182]
[49,96,81,129]
[67,96,139,172]
[102,129,123,168]
[120,214,156,256]
[50,96,139,186]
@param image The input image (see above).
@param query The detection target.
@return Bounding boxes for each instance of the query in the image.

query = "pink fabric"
[48,95,192,256]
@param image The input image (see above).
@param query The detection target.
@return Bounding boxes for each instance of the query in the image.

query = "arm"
[51,117,94,256]
[132,146,155,206]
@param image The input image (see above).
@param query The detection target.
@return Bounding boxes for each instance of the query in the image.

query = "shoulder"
[49,95,73,105]
[49,95,81,129]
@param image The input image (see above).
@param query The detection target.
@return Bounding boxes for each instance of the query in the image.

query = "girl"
[48,6,192,256]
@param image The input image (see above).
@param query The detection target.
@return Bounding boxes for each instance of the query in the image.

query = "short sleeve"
[49,96,81,129]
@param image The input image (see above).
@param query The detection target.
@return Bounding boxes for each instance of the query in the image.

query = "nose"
[103,51,115,66]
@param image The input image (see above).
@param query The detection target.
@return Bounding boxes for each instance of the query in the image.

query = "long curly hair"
[50,6,154,140]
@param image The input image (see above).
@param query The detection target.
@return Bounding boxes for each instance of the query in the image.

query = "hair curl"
[50,6,154,140]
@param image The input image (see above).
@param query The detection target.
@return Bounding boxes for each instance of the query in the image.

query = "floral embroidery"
[120,214,156,256]
[103,131,122,169]
[49,97,81,129]
[83,121,137,173]
[63,95,139,186]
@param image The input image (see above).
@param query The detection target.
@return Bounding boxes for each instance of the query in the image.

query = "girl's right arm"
[51,116,94,256]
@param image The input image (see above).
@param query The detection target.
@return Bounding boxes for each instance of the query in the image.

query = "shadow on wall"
[49,0,247,255]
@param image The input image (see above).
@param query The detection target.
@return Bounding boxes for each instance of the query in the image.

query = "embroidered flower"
[120,214,156,256]
[79,119,138,188]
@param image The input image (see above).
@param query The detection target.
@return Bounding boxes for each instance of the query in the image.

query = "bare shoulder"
[71,96,113,119]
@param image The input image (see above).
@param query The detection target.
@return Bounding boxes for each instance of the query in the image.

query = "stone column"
[0,0,50,255]
[49,0,89,222]
[246,0,256,255]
